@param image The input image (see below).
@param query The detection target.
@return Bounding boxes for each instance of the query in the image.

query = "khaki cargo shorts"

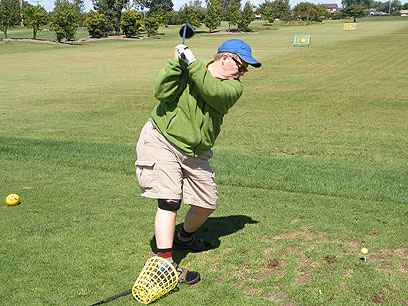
[135,119,218,210]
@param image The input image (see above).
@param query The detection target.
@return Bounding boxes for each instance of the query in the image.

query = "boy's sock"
[157,248,174,263]
[177,226,195,243]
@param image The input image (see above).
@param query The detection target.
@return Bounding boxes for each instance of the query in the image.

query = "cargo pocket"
[135,160,156,191]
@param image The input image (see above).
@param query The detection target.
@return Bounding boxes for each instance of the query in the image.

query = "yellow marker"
[6,194,20,206]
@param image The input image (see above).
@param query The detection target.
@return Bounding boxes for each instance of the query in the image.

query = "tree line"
[1,0,407,42]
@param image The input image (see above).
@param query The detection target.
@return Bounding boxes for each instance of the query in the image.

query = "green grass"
[1,17,408,305]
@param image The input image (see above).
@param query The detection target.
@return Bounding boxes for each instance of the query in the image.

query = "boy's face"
[220,54,249,80]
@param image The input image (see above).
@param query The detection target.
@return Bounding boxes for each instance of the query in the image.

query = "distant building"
[400,9,408,16]
[322,4,343,14]
[366,9,389,16]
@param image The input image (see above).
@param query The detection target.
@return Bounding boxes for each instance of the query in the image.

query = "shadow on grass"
[150,215,258,263]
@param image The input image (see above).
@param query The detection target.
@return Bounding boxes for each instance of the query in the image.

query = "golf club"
[179,23,195,44]
[89,288,132,306]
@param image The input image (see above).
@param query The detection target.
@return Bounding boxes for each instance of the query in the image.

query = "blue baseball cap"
[218,39,261,68]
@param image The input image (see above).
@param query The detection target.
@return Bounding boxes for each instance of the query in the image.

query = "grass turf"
[1,17,408,305]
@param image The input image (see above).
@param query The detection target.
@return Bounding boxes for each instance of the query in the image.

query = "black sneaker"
[173,235,214,252]
[172,262,201,285]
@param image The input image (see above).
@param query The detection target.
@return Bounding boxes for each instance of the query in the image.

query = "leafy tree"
[219,0,240,16]
[85,10,107,37]
[259,0,290,23]
[23,5,48,39]
[293,2,327,22]
[144,0,173,12]
[342,0,370,8]
[259,0,274,23]
[92,0,129,34]
[224,0,240,30]
[121,9,142,37]
[236,1,254,31]
[204,0,221,32]
[178,4,203,28]
[49,0,82,42]
[0,0,20,39]
[271,0,291,21]
[143,14,160,36]
[343,4,366,22]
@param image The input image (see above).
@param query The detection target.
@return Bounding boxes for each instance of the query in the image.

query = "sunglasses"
[229,55,248,73]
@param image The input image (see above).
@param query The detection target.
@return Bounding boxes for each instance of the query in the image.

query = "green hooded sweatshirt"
[151,59,243,157]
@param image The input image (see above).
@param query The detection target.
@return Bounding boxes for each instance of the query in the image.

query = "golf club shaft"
[182,25,187,44]
[89,288,132,306]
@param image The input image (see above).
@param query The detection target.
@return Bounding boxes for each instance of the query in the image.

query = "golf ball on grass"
[5,194,20,206]
[361,248,368,255]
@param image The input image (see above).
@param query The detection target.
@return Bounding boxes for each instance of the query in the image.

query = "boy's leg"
[155,207,177,249]
[183,206,215,233]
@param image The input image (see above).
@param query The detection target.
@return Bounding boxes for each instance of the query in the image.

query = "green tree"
[259,1,274,23]
[178,4,203,28]
[293,2,327,22]
[271,0,291,21]
[220,0,240,16]
[144,0,173,12]
[23,5,48,39]
[341,0,370,8]
[0,0,20,39]
[224,0,240,30]
[143,14,160,37]
[236,1,254,31]
[121,9,142,37]
[204,0,221,32]
[49,0,82,42]
[343,4,366,22]
[85,10,107,38]
[92,0,129,34]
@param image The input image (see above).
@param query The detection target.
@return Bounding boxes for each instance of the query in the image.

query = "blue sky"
[31,0,344,13]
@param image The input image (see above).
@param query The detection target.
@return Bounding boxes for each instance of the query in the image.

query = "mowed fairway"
[1,17,408,305]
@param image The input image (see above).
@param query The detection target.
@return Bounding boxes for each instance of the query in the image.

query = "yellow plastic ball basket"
[132,257,179,304]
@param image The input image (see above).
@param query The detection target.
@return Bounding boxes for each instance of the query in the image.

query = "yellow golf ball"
[6,194,20,206]
[300,38,306,43]
[361,248,368,255]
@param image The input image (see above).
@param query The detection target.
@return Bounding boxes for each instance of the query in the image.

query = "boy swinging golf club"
[90,27,261,306]
[135,37,261,285]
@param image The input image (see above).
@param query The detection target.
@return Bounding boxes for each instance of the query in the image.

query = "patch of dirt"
[295,272,314,285]
[323,255,337,264]
[344,269,354,278]
[254,259,281,280]
[371,293,385,304]
[264,247,274,257]
[370,250,395,261]
[401,261,408,273]
[263,291,288,302]
[211,263,221,271]
[298,253,315,267]
[243,285,262,297]
[1,38,60,44]
[287,246,300,254]
[290,218,299,224]
[186,284,197,291]
[205,30,258,35]
[1,35,146,45]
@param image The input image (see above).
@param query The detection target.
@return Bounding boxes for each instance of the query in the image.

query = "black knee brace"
[158,199,181,211]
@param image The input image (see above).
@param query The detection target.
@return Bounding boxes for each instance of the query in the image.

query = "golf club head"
[179,23,195,44]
